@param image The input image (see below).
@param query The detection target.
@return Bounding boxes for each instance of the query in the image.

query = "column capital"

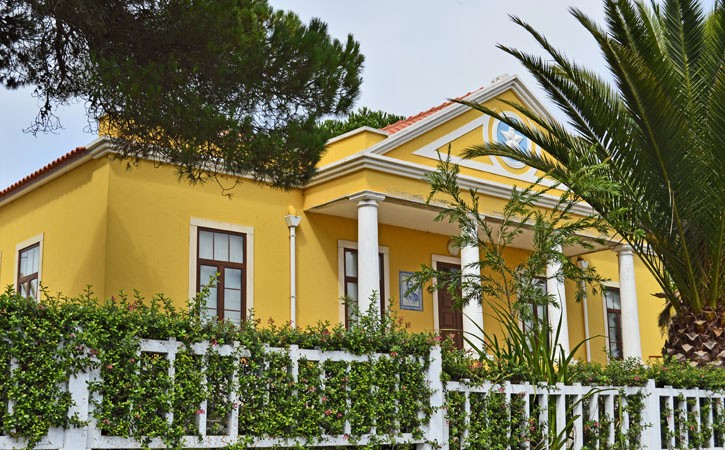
[349,191,386,206]
[616,244,634,256]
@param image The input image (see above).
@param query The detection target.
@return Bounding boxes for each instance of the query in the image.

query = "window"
[17,243,40,299]
[522,277,549,333]
[520,277,550,350]
[197,228,246,324]
[338,241,388,327]
[605,287,623,360]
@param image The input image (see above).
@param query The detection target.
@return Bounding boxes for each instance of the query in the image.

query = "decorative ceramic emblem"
[492,115,532,169]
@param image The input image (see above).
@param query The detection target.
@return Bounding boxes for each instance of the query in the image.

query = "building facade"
[0,76,665,363]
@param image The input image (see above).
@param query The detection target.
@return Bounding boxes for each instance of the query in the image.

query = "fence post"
[62,370,90,450]
[418,346,447,450]
[641,379,661,450]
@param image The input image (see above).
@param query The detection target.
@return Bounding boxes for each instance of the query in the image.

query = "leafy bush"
[0,288,432,448]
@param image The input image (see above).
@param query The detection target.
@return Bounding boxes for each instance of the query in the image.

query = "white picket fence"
[1,339,723,449]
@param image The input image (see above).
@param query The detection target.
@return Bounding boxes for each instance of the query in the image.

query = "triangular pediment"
[367,75,557,189]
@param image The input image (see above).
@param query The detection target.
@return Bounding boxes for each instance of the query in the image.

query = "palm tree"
[461,0,724,366]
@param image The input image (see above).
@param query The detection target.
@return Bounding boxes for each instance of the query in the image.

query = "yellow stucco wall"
[318,129,388,167]
[0,158,110,296]
[103,159,302,323]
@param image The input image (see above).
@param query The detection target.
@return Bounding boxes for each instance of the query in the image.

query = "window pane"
[225,268,242,290]
[19,252,29,277]
[224,289,242,311]
[199,231,214,259]
[204,308,217,321]
[200,265,218,287]
[29,279,38,299]
[345,250,357,277]
[345,281,358,303]
[606,289,621,310]
[225,310,242,325]
[205,287,218,309]
[229,235,244,263]
[608,312,621,358]
[30,246,39,273]
[214,233,229,262]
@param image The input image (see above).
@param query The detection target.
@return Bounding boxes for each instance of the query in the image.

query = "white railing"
[1,341,723,449]
[443,378,724,450]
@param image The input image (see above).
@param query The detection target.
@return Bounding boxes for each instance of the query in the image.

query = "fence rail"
[1,339,723,449]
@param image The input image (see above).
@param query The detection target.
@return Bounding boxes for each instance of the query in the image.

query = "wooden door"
[436,262,464,349]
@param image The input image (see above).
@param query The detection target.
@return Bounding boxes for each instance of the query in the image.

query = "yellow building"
[0,75,665,363]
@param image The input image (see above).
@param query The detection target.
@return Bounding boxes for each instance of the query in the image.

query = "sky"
[0,0,717,190]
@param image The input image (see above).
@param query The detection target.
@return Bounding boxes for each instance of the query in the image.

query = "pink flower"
[343,434,350,440]
[321,396,328,402]
[129,358,136,363]
[634,376,641,382]
[390,351,398,357]
[105,364,114,370]
[195,409,205,415]
[337,413,343,418]
[232,402,239,409]
[69,333,76,338]
[324,409,333,416]
[102,418,110,426]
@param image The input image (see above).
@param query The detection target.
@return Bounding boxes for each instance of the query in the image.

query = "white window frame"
[337,240,390,325]
[601,282,622,359]
[431,254,461,334]
[14,233,44,300]
[189,218,254,318]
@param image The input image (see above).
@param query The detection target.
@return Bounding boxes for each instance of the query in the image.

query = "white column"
[618,244,642,359]
[284,213,302,327]
[461,225,484,350]
[349,192,385,316]
[547,245,570,355]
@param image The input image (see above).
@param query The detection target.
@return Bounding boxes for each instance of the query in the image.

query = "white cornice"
[308,152,593,217]
[325,126,390,145]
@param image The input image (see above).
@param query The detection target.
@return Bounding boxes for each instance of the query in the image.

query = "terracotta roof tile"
[0,146,89,200]
[380,87,483,135]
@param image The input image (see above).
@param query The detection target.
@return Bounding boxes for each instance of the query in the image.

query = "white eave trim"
[325,126,390,145]
[308,152,594,217]
[0,137,113,209]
